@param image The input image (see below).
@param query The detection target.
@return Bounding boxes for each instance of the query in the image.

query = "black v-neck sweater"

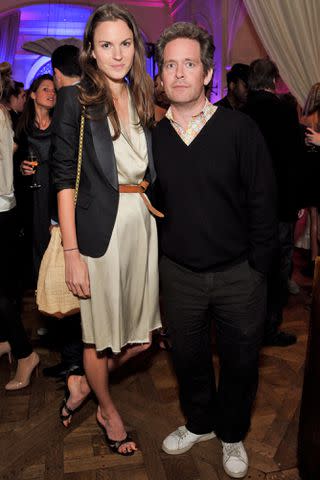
[152,107,278,273]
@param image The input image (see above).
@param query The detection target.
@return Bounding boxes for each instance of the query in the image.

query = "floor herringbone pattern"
[0,253,310,480]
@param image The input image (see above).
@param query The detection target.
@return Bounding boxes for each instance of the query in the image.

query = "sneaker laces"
[223,442,243,460]
[176,426,189,439]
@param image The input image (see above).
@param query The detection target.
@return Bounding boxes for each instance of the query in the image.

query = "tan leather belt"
[119,180,164,218]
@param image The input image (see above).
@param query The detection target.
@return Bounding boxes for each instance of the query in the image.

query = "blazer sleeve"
[50,85,81,192]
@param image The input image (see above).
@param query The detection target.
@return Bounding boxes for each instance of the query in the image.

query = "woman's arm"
[51,86,90,298]
[58,188,90,298]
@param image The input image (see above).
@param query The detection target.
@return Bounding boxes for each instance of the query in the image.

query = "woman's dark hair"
[248,58,279,91]
[156,22,215,75]
[16,74,54,140]
[303,83,320,116]
[79,3,154,138]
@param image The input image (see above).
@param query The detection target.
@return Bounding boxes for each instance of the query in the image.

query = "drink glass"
[28,148,41,189]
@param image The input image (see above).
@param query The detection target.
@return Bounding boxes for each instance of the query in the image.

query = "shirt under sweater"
[152,107,278,274]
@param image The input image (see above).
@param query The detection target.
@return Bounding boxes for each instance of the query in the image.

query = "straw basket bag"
[36,109,85,318]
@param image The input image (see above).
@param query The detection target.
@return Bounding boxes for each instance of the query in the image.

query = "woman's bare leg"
[84,346,142,454]
[61,341,151,432]
[61,374,91,427]
[108,341,151,371]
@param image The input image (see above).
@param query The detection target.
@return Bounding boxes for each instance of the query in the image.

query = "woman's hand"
[306,128,320,146]
[64,250,91,298]
[20,160,35,176]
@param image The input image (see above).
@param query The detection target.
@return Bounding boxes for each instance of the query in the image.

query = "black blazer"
[51,85,156,258]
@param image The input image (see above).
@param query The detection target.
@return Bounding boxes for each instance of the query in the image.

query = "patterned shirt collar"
[165,98,217,146]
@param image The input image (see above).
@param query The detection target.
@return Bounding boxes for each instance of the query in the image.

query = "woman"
[300,83,320,275]
[17,74,56,278]
[51,4,161,455]
[0,62,39,390]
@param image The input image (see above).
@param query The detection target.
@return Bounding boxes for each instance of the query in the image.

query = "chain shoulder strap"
[74,106,85,206]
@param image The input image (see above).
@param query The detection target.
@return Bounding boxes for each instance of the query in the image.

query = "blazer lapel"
[89,106,118,190]
[144,128,156,184]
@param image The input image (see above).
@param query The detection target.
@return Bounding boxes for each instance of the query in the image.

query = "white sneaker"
[162,425,215,455]
[222,441,248,478]
[288,279,300,295]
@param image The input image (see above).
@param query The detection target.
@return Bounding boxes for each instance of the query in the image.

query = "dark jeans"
[0,209,32,359]
[265,221,294,339]
[159,256,266,443]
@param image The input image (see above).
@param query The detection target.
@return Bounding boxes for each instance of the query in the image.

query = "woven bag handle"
[74,107,85,206]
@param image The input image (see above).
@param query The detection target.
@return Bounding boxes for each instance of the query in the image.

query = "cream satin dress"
[80,96,161,352]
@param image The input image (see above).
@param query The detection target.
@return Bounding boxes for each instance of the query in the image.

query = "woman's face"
[31,80,56,110]
[92,19,135,85]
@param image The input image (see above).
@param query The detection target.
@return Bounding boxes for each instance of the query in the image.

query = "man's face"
[232,79,248,105]
[10,89,26,113]
[161,38,212,106]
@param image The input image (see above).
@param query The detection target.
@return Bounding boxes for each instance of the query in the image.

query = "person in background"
[278,92,302,295]
[0,62,40,391]
[7,81,26,130]
[306,128,320,146]
[43,44,90,428]
[300,83,320,277]
[215,63,249,110]
[154,73,169,122]
[154,72,170,109]
[243,58,303,347]
[2,80,28,291]
[153,23,277,478]
[51,3,161,454]
[17,74,56,278]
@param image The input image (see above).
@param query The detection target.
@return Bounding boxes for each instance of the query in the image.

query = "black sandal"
[105,433,136,456]
[60,398,75,427]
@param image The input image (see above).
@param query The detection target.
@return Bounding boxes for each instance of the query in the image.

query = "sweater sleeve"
[238,116,278,274]
[50,86,81,192]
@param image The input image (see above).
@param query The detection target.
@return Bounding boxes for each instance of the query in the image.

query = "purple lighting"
[12,3,156,86]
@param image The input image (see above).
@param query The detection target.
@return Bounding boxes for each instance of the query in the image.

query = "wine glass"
[28,148,41,189]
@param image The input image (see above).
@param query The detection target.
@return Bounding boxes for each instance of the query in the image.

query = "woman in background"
[0,62,39,391]
[17,74,56,278]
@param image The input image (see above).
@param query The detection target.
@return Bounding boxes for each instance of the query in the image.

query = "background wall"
[0,0,271,100]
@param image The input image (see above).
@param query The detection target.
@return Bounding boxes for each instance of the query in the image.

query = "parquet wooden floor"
[0,253,310,480]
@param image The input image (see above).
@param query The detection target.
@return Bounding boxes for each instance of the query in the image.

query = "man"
[42,45,83,381]
[243,59,303,347]
[215,63,249,110]
[153,23,277,478]
[51,44,81,90]
[44,44,90,421]
[8,81,26,130]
